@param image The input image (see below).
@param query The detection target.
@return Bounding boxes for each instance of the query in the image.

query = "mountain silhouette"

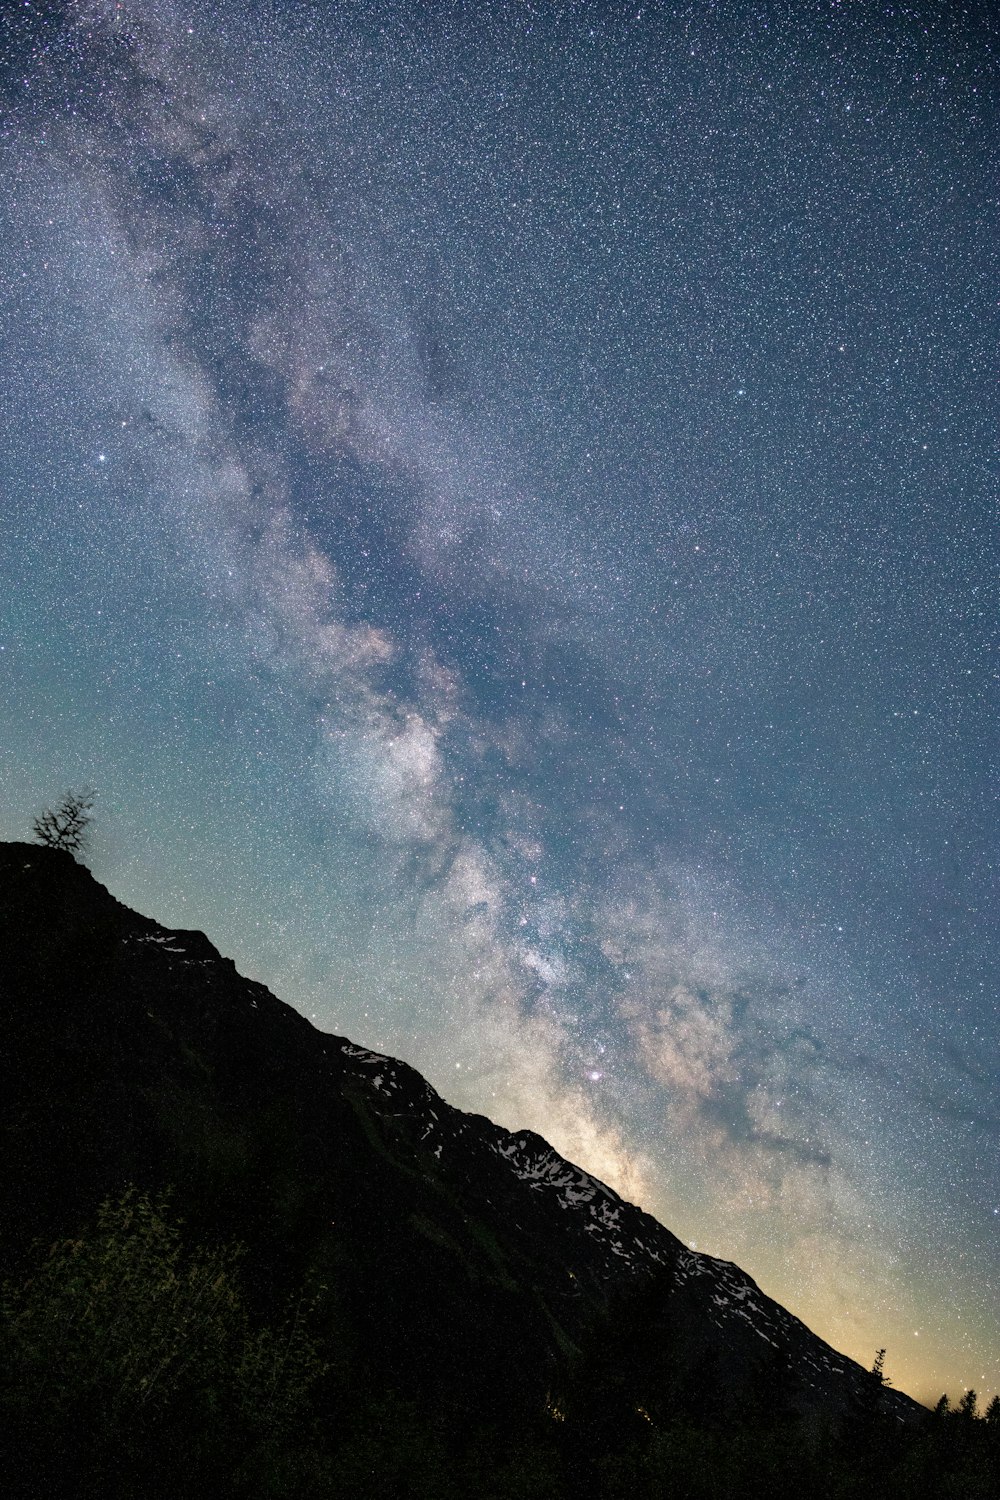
[0,839,926,1492]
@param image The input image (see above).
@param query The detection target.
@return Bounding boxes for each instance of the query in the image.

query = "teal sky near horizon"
[1,0,998,1406]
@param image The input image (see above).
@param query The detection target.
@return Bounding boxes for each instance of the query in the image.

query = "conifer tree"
[958,1389,979,1422]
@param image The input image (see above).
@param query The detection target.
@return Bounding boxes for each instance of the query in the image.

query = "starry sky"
[1,0,997,1405]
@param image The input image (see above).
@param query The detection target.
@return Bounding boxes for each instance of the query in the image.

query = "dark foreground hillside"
[0,842,995,1498]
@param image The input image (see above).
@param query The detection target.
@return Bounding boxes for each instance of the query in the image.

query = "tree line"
[2,1188,999,1499]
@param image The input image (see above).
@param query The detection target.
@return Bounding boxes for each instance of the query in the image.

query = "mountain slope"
[0,841,922,1433]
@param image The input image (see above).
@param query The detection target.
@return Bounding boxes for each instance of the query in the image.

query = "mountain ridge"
[0,839,922,1436]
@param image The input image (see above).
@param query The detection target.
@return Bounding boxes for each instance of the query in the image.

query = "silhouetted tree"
[31,788,95,858]
[958,1389,979,1422]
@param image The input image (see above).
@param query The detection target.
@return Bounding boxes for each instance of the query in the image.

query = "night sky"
[1,0,997,1405]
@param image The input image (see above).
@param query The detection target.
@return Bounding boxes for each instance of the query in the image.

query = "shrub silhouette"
[31,788,96,858]
[0,1189,328,1497]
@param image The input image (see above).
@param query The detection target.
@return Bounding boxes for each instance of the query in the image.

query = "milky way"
[1,0,997,1404]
